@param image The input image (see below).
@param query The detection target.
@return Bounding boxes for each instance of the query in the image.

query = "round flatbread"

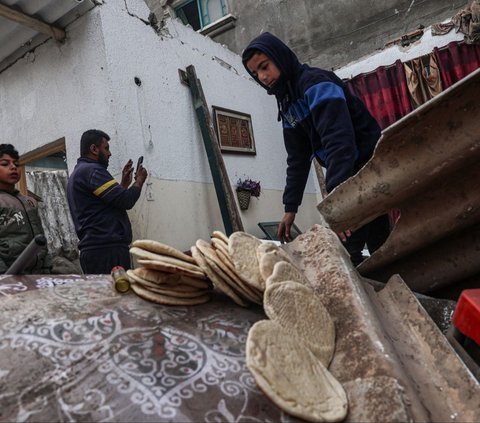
[215,247,238,275]
[264,281,335,367]
[191,246,248,307]
[246,320,347,423]
[215,248,263,301]
[127,270,206,297]
[196,239,261,304]
[228,232,264,291]
[204,255,262,305]
[211,230,229,244]
[257,243,296,281]
[211,237,229,256]
[265,261,310,290]
[133,267,210,289]
[137,259,206,280]
[130,247,203,273]
[131,282,210,306]
[132,239,196,263]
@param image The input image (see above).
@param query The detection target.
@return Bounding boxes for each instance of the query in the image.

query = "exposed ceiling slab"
[0,0,95,68]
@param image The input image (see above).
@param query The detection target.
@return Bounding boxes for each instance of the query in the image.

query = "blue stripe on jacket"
[282,82,346,129]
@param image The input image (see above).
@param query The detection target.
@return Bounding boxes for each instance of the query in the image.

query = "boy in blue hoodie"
[242,32,390,266]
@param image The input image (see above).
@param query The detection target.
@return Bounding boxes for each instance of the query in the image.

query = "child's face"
[0,154,20,189]
[246,52,280,89]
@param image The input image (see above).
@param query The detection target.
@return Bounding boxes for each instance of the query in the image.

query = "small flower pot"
[236,189,251,210]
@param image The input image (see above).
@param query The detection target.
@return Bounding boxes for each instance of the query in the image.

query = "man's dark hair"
[80,129,110,157]
[0,144,19,160]
[242,48,263,64]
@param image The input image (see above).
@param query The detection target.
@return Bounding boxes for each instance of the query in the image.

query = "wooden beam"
[184,65,244,235]
[19,138,65,166]
[313,160,327,199]
[0,3,66,41]
[18,138,66,195]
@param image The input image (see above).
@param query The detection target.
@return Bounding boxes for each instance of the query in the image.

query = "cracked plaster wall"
[0,0,322,250]
[207,0,469,70]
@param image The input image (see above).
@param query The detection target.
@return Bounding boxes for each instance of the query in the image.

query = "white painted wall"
[0,1,323,252]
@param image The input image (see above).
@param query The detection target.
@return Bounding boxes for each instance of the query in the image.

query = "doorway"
[19,138,81,273]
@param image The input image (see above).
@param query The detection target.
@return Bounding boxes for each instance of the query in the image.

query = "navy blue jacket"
[67,158,141,251]
[242,33,381,212]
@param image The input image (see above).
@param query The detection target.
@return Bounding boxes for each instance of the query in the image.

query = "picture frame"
[212,106,256,155]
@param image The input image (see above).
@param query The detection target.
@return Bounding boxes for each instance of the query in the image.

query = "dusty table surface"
[0,274,296,422]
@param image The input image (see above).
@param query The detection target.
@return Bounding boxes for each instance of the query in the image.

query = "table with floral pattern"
[0,274,296,422]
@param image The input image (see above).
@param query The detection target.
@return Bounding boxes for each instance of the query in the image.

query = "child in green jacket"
[0,144,51,274]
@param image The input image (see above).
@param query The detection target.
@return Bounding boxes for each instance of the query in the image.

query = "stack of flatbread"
[191,231,263,307]
[242,235,348,422]
[128,239,211,306]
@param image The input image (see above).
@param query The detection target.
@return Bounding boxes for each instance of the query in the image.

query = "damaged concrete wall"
[0,1,322,252]
[182,0,469,70]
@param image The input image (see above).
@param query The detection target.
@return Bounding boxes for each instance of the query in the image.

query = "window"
[175,0,228,30]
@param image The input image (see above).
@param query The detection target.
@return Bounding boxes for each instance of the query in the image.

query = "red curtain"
[345,60,412,130]
[434,41,480,89]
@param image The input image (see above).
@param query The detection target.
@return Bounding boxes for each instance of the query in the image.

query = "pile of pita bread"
[127,239,211,306]
[128,231,348,422]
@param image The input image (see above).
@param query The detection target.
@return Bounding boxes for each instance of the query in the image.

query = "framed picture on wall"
[212,106,256,155]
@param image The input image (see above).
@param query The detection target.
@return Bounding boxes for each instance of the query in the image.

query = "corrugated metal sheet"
[0,0,94,67]
[317,67,480,294]
[285,225,480,422]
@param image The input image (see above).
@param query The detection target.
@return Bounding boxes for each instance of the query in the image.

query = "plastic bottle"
[111,266,131,293]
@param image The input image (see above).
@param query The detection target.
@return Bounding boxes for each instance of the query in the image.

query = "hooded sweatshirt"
[242,32,381,212]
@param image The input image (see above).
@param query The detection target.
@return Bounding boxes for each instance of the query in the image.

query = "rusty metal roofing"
[0,0,95,69]
[317,67,480,295]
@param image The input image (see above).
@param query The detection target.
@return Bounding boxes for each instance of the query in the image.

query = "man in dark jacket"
[242,32,390,266]
[67,129,148,274]
[0,144,51,274]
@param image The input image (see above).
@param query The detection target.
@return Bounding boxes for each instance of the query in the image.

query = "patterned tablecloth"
[0,275,296,422]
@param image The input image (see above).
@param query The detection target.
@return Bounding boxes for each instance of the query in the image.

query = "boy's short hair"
[80,129,110,157]
[0,144,19,160]
[242,48,263,64]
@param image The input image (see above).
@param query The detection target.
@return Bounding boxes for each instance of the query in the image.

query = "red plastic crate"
[452,289,480,346]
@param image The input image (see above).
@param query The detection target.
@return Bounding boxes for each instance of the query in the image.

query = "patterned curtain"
[404,53,443,108]
[345,60,412,130]
[26,170,81,273]
[434,41,480,89]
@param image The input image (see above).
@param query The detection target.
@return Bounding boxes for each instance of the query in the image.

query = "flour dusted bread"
[228,232,264,291]
[256,242,296,281]
[246,320,347,423]
[132,239,196,264]
[211,230,229,244]
[265,261,311,289]
[196,239,262,304]
[191,246,248,307]
[263,281,335,367]
[127,270,208,298]
[130,247,202,273]
[137,259,206,279]
[133,267,210,289]
[131,282,210,306]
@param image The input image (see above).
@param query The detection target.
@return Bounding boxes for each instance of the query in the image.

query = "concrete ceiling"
[0,0,95,68]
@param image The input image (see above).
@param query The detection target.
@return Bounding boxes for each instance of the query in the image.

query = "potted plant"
[235,177,261,210]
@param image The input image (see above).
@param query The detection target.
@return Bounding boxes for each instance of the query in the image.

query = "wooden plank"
[184,65,244,235]
[18,138,66,196]
[0,3,65,41]
[313,160,327,199]
[19,138,65,166]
